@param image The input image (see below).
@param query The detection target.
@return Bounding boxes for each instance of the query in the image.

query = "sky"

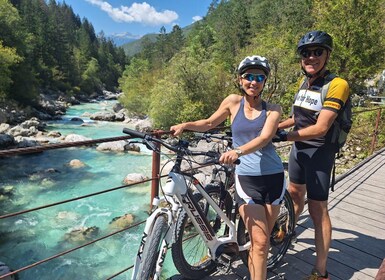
[58,0,213,41]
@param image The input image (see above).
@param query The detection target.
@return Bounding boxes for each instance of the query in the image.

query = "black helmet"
[237,55,270,77]
[297,30,333,52]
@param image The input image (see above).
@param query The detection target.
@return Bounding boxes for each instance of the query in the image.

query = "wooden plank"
[332,188,384,206]
[298,206,385,241]
[331,194,385,216]
[292,230,381,279]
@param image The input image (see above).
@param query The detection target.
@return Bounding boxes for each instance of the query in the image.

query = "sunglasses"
[241,73,266,83]
[300,48,325,59]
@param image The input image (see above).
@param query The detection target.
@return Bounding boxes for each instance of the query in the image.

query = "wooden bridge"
[170,147,385,280]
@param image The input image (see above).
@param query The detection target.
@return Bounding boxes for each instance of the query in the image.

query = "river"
[0,101,178,279]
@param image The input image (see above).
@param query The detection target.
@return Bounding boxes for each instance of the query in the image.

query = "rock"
[64,134,92,142]
[123,173,149,184]
[112,103,124,113]
[134,118,153,132]
[68,159,86,168]
[0,134,15,149]
[90,112,115,121]
[47,131,61,137]
[56,211,79,221]
[0,261,16,280]
[64,226,99,244]
[0,123,10,134]
[96,140,130,152]
[109,213,135,229]
[14,136,40,148]
[70,117,84,123]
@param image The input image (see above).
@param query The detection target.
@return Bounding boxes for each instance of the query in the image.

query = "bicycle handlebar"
[123,128,239,165]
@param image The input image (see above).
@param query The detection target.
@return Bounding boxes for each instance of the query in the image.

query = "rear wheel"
[137,215,168,280]
[237,190,295,270]
[171,184,232,279]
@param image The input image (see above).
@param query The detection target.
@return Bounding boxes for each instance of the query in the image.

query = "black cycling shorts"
[235,172,286,206]
[288,142,336,201]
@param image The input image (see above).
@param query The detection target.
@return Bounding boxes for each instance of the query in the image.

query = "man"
[274,30,350,279]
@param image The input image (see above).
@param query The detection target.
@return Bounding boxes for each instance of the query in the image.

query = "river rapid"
[0,101,178,279]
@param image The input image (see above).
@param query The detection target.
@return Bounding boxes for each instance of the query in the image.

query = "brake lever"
[143,139,159,153]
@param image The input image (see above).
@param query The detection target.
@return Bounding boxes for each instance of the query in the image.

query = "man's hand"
[272,129,288,142]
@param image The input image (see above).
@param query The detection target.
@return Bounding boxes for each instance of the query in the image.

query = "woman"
[170,55,285,280]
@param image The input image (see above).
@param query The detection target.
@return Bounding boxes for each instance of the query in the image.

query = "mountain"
[121,33,158,57]
[109,32,142,47]
[120,23,196,57]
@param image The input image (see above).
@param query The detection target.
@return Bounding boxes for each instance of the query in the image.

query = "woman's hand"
[170,123,185,136]
[219,150,240,164]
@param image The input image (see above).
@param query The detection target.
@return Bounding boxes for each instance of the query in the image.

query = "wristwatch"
[234,148,243,157]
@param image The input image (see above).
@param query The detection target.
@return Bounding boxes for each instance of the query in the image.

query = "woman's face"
[300,47,328,76]
[239,68,266,97]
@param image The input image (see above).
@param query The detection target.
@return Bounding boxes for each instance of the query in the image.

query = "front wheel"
[237,190,295,270]
[171,185,232,279]
[137,214,168,280]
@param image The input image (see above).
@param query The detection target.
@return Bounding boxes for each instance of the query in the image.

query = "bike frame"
[131,168,250,279]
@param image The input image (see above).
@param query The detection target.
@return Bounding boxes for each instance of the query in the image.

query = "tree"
[0,41,21,100]
[118,57,152,116]
[313,0,385,94]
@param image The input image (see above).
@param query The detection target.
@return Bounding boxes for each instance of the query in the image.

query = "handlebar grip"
[234,159,241,165]
[123,128,146,139]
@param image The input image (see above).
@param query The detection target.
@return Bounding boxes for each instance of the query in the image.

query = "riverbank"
[0,91,152,150]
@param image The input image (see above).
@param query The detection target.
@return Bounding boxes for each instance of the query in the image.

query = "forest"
[118,0,385,129]
[1,0,385,130]
[0,0,126,105]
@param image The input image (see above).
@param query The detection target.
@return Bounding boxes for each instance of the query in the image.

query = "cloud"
[192,15,202,23]
[85,0,178,25]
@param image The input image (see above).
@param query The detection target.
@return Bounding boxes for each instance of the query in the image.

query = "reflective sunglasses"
[241,73,266,83]
[300,48,325,59]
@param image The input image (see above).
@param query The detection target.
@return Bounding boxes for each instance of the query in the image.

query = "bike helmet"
[237,55,271,77]
[297,30,333,52]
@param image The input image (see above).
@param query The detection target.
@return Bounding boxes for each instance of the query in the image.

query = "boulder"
[64,226,99,244]
[64,134,91,142]
[109,213,134,229]
[123,173,149,184]
[68,159,86,168]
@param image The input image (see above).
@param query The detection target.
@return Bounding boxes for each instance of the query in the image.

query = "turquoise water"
[0,101,178,279]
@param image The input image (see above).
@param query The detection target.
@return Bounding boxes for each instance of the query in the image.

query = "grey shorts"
[235,172,286,206]
[288,142,336,201]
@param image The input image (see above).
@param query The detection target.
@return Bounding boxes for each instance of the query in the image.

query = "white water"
[0,101,178,279]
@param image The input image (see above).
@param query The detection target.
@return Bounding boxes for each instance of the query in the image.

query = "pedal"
[216,254,233,274]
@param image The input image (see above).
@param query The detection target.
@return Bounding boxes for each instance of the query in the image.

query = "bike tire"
[171,184,232,279]
[137,214,168,280]
[237,190,295,270]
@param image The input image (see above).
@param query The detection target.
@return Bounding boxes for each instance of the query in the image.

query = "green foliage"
[117,0,385,129]
[1,0,126,105]
[0,41,21,100]
[80,58,101,94]
[313,0,385,94]
[118,57,152,116]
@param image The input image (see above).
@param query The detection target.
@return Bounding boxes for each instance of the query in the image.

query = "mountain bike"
[123,128,295,280]
[171,132,295,277]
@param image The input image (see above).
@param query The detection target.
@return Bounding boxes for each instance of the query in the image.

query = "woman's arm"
[170,94,239,136]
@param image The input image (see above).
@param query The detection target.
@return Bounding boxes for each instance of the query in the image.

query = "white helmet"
[237,55,271,76]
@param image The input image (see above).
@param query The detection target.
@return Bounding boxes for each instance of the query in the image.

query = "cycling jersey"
[292,72,350,147]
